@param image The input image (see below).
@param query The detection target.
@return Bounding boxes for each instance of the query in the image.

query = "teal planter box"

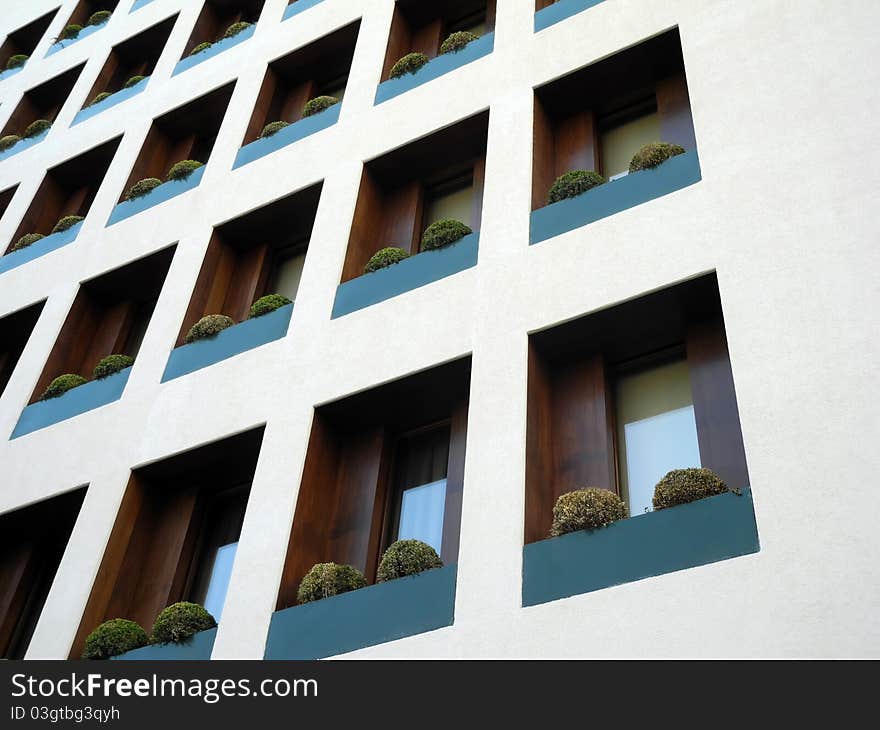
[535,0,607,32]
[162,303,293,382]
[72,76,149,125]
[107,166,205,226]
[265,565,457,659]
[233,103,340,169]
[522,490,760,607]
[172,24,256,76]
[0,221,82,276]
[113,628,216,660]
[11,367,131,440]
[46,19,109,56]
[0,66,24,83]
[0,128,49,163]
[529,150,702,245]
[283,0,326,21]
[332,233,479,318]
[375,34,494,105]
[130,0,158,12]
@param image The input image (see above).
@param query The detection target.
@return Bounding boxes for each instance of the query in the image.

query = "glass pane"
[274,252,305,302]
[424,184,473,229]
[202,542,237,620]
[600,111,661,179]
[398,479,446,554]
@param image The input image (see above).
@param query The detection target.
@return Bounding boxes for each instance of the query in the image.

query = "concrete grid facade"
[0,0,878,659]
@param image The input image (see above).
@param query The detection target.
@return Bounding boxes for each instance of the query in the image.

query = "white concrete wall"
[0,0,877,659]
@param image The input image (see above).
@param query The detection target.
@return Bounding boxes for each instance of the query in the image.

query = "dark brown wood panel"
[0,63,85,138]
[656,72,697,151]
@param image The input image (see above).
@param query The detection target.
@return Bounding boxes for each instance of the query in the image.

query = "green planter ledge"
[264,565,457,659]
[113,628,216,660]
[522,489,760,607]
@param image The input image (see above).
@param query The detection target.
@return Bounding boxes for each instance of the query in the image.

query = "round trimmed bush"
[93,354,134,379]
[222,21,252,40]
[51,215,84,234]
[87,10,112,27]
[125,177,162,201]
[421,219,471,251]
[260,120,289,139]
[6,54,28,70]
[297,563,367,604]
[547,170,606,204]
[82,619,148,660]
[652,468,728,511]
[377,540,443,583]
[364,247,409,273]
[302,95,339,118]
[390,52,429,79]
[59,24,82,40]
[190,41,213,56]
[0,135,22,152]
[440,30,480,54]
[10,233,44,253]
[87,91,112,107]
[165,159,203,182]
[123,75,146,89]
[549,488,627,537]
[628,142,686,173]
[185,314,235,344]
[249,294,291,318]
[23,119,51,138]
[40,374,88,401]
[150,602,216,645]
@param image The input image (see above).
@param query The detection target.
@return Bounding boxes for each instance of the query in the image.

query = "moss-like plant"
[421,219,471,251]
[302,95,339,118]
[82,619,148,660]
[9,233,45,253]
[150,602,216,645]
[260,120,289,139]
[549,488,627,537]
[652,468,728,511]
[547,170,606,204]
[86,91,112,107]
[440,31,480,54]
[628,142,686,173]
[249,294,291,318]
[23,119,52,138]
[51,215,84,234]
[165,159,203,182]
[185,314,235,344]
[125,178,162,201]
[364,247,409,273]
[123,75,146,89]
[222,21,252,40]
[59,24,83,41]
[0,135,22,152]
[40,374,88,401]
[93,354,134,379]
[6,54,28,70]
[87,10,112,27]
[297,563,367,604]
[377,540,443,583]
[390,52,429,79]
[189,41,213,56]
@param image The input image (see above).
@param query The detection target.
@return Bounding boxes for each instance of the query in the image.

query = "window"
[423,173,474,235]
[599,106,661,180]
[447,10,487,36]
[269,246,307,303]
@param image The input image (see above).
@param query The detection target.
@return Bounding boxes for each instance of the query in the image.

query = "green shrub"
[547,170,606,204]
[9,233,44,253]
[40,374,88,401]
[6,54,28,70]
[364,247,409,273]
[440,31,480,54]
[93,354,134,379]
[249,294,291,318]
[189,41,213,56]
[390,52,429,79]
[51,215,84,234]
[185,314,235,344]
[150,602,216,645]
[59,24,82,41]
[87,10,112,26]
[549,488,627,537]
[302,95,339,118]
[297,563,367,604]
[125,178,162,201]
[82,619,148,660]
[652,468,728,511]
[377,540,443,583]
[628,142,686,173]
[260,121,289,138]
[86,91,112,107]
[222,21,252,40]
[123,75,146,89]
[421,219,471,251]
[23,119,51,138]
[0,135,22,152]
[165,160,203,182]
